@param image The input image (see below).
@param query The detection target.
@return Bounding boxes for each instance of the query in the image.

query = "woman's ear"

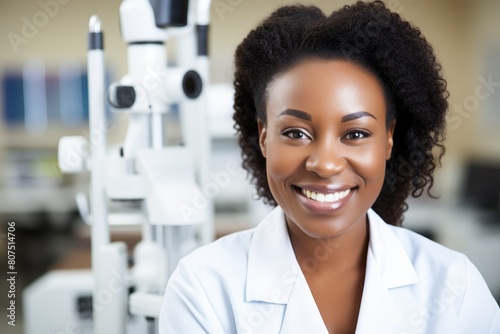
[386,119,396,160]
[257,119,267,158]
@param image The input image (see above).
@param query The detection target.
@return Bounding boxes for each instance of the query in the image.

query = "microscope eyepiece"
[109,85,136,109]
[182,70,202,99]
[152,0,189,28]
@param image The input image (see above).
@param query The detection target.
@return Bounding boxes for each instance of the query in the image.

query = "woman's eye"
[283,129,309,140]
[345,131,370,140]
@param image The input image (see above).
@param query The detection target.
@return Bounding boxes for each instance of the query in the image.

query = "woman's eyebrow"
[278,109,312,121]
[341,111,377,122]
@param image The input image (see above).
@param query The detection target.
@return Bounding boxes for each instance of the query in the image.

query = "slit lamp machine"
[57,0,213,332]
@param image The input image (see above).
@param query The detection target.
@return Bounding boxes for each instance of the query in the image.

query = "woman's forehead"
[265,59,387,121]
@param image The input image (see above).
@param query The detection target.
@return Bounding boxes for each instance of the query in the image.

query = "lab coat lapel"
[355,249,402,333]
[279,270,329,334]
[246,207,419,333]
[355,209,419,333]
[246,207,298,304]
[246,207,328,333]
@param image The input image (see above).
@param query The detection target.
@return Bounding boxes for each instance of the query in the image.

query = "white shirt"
[159,207,500,333]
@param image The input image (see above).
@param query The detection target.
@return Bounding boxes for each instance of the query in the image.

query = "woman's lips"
[293,185,356,213]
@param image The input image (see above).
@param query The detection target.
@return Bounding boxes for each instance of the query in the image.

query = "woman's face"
[258,59,395,239]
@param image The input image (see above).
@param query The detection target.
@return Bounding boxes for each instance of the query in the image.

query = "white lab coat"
[159,207,500,333]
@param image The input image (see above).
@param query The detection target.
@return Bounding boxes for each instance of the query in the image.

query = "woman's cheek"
[356,146,387,184]
[267,145,300,180]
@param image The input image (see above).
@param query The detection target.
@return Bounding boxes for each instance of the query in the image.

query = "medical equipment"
[57,0,213,333]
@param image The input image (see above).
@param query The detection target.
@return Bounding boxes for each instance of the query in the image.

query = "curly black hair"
[233,1,448,226]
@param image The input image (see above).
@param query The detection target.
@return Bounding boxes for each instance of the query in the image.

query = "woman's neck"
[286,214,370,277]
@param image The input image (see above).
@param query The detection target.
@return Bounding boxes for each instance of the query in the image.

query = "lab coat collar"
[246,207,419,331]
[246,206,299,304]
[365,208,419,289]
[355,209,419,333]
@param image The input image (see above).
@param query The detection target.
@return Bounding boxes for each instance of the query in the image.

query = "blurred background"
[0,0,499,333]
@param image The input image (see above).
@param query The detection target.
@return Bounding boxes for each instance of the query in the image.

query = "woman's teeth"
[300,188,351,203]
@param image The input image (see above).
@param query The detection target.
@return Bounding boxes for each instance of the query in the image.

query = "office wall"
[0,0,499,190]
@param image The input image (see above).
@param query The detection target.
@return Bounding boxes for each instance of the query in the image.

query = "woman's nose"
[305,141,347,178]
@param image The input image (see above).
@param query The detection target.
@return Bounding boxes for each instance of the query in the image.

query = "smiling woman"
[260,60,393,239]
[159,1,500,333]
[258,59,394,332]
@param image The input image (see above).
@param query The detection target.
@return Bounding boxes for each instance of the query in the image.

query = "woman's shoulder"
[384,219,500,331]
[383,220,479,302]
[369,208,474,297]
[160,227,259,333]
[369,208,467,270]
[386,222,466,266]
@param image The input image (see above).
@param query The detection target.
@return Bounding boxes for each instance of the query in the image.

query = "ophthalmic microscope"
[58,0,213,333]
